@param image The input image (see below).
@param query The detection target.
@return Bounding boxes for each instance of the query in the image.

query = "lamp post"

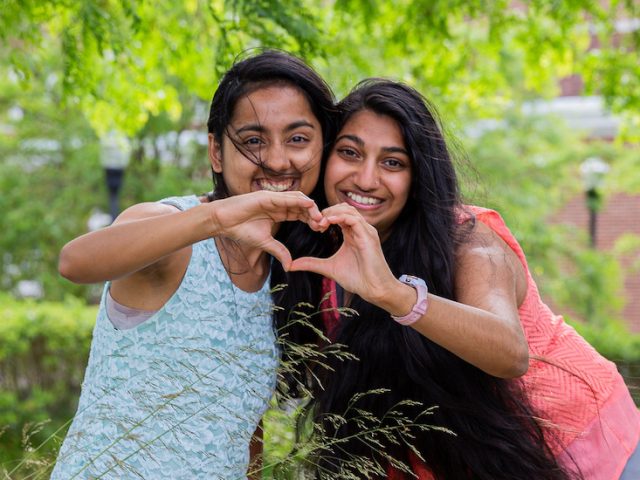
[100,131,130,222]
[579,156,610,249]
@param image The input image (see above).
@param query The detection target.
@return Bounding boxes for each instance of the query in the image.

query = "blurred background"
[1,0,639,476]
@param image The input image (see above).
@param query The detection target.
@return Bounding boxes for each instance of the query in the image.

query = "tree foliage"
[461,111,639,326]
[2,0,325,135]
[1,1,639,308]
[2,0,639,133]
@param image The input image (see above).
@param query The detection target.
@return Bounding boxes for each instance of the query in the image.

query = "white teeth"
[258,179,294,192]
[346,192,382,205]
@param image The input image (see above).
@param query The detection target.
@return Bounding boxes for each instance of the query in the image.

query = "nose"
[262,141,292,174]
[352,158,379,191]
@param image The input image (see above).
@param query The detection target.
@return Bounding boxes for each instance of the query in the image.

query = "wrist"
[198,201,224,238]
[372,278,418,316]
[390,275,429,326]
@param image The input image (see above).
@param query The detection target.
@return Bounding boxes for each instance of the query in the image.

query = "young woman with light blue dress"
[50,50,335,479]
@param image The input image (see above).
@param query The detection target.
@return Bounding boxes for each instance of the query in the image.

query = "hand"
[288,203,397,303]
[211,191,328,269]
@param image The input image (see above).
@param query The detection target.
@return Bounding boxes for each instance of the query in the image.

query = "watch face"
[401,274,425,287]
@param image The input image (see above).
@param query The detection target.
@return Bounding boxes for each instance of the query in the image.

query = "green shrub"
[0,294,96,476]
[567,316,640,363]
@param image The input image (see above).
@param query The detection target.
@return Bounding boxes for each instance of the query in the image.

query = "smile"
[256,178,297,192]
[345,191,382,206]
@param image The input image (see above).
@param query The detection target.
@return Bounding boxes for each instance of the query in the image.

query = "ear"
[208,133,223,173]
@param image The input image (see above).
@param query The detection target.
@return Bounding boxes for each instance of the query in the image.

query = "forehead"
[231,85,319,127]
[340,110,405,147]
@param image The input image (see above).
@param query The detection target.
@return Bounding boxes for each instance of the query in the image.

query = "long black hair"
[281,80,575,479]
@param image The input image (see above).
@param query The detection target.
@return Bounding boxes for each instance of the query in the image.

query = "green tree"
[462,112,638,325]
[1,0,639,309]
[3,1,639,132]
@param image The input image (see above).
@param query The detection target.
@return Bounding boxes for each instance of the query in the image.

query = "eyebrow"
[336,134,408,155]
[382,146,409,155]
[336,134,364,146]
[234,120,316,135]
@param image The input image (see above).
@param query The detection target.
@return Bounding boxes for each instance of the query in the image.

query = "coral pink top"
[321,206,640,479]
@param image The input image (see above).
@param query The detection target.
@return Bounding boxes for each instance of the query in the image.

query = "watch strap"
[391,274,429,326]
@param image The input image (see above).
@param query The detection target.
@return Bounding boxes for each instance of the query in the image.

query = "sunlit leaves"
[2,0,325,134]
[1,0,638,307]
[2,0,638,133]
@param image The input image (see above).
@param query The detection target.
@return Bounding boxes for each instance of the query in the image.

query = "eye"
[382,158,405,169]
[290,134,309,144]
[338,147,359,159]
[244,136,264,147]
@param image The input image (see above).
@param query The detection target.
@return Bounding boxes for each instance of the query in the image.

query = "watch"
[391,274,429,326]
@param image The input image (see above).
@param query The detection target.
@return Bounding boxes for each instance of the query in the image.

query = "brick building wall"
[554,193,640,332]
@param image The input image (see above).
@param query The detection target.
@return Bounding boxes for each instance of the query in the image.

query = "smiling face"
[209,84,323,196]
[324,109,412,240]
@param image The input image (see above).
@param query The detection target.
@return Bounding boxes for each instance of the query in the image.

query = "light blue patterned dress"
[51,195,279,479]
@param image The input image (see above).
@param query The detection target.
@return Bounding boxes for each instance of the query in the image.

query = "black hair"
[205,49,337,299]
[207,48,336,201]
[281,79,577,479]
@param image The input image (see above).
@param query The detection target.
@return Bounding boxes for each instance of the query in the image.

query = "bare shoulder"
[455,219,527,306]
[456,219,517,261]
[113,202,181,225]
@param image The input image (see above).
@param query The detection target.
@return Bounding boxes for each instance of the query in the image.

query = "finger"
[258,190,314,208]
[268,200,329,231]
[321,204,370,231]
[299,201,330,231]
[322,203,362,218]
[321,204,369,227]
[262,193,323,223]
[325,213,361,225]
[266,190,315,205]
[299,200,324,224]
[288,256,332,277]
[249,191,328,232]
[325,213,378,243]
[325,212,371,231]
[273,206,327,231]
[260,238,293,270]
[304,217,329,232]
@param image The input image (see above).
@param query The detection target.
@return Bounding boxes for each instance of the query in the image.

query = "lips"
[256,178,297,192]
[343,190,383,208]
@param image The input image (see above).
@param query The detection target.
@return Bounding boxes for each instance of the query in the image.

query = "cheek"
[292,145,322,172]
[324,153,344,181]
[300,164,321,194]
[393,175,412,206]
[226,157,260,184]
[323,162,340,198]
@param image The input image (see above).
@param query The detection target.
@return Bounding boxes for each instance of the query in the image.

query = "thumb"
[289,256,332,277]
[261,239,293,270]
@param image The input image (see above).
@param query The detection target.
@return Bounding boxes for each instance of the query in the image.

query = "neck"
[215,237,270,293]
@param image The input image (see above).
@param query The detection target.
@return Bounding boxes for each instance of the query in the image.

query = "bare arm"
[289,204,528,378]
[58,201,213,284]
[378,221,529,378]
[59,191,326,284]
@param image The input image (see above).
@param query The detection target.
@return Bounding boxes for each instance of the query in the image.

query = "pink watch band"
[391,274,429,326]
